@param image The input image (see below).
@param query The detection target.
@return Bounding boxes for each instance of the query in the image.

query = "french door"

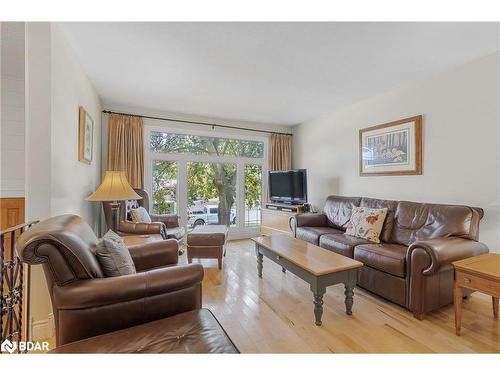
[145,127,267,239]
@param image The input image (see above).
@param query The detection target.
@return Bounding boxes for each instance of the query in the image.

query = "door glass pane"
[244,165,262,227]
[152,160,177,214]
[151,131,264,158]
[187,162,236,230]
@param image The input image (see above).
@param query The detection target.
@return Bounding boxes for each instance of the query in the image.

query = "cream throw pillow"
[345,206,388,243]
[130,207,152,223]
[95,230,136,277]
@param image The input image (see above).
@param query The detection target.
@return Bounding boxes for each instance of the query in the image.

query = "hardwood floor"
[185,239,500,353]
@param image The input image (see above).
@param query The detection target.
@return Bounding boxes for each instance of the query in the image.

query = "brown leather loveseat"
[290,196,489,319]
[16,214,238,353]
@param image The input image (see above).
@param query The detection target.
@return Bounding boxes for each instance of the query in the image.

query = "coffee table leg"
[257,252,263,278]
[454,285,462,335]
[313,293,324,326]
[344,285,354,315]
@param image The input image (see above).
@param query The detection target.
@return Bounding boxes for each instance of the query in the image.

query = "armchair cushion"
[95,230,136,277]
[128,239,179,271]
[53,264,204,309]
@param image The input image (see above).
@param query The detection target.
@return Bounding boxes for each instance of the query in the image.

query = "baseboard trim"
[31,313,55,341]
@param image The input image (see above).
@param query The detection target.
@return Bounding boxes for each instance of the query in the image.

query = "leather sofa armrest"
[118,221,164,236]
[290,213,328,236]
[54,264,204,310]
[150,214,180,228]
[408,237,489,276]
[128,239,179,271]
[294,213,328,227]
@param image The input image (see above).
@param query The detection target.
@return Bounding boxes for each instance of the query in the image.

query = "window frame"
[144,125,268,239]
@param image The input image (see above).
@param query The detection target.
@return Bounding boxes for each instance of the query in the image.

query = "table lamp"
[86,171,142,233]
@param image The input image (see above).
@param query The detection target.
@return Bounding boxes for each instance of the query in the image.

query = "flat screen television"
[269,169,308,204]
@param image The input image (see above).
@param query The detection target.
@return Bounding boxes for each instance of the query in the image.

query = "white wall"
[1,22,25,198]
[293,52,500,251]
[24,22,102,340]
[50,23,102,233]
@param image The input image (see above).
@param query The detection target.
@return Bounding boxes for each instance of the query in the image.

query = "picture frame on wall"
[359,115,422,176]
[78,106,94,164]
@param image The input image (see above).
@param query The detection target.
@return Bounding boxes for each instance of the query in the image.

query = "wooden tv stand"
[260,203,304,236]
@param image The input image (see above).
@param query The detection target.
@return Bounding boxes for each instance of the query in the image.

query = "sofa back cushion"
[391,201,480,246]
[324,196,361,230]
[360,197,398,243]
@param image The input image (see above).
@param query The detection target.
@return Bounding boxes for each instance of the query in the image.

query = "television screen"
[269,169,307,204]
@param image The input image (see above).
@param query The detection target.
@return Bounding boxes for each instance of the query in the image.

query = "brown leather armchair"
[103,188,185,241]
[16,214,237,353]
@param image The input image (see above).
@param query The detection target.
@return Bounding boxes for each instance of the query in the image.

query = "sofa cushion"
[323,196,361,230]
[295,226,343,245]
[354,243,408,278]
[345,206,388,243]
[319,233,371,258]
[391,201,479,246]
[360,197,398,243]
[50,309,239,354]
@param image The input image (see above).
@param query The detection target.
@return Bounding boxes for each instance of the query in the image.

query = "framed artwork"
[359,115,422,176]
[78,106,94,164]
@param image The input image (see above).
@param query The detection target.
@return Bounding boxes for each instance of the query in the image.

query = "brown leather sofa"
[16,214,238,353]
[103,188,185,241]
[290,196,489,319]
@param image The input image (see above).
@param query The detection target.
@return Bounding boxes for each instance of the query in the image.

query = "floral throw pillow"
[345,206,388,243]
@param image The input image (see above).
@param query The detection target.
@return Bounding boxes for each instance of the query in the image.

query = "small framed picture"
[78,106,94,164]
[359,115,422,176]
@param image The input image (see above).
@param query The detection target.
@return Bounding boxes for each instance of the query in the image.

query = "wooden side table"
[452,253,500,336]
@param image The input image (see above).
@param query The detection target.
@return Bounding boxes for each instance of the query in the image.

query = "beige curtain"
[107,114,144,189]
[269,133,292,171]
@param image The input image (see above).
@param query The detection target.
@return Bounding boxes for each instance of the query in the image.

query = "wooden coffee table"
[453,253,500,336]
[252,234,363,326]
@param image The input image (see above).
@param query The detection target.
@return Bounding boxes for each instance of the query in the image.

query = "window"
[152,160,177,214]
[187,161,236,229]
[151,131,264,158]
[147,129,266,237]
[244,164,262,227]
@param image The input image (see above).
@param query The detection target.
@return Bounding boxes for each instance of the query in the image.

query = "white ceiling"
[60,22,500,126]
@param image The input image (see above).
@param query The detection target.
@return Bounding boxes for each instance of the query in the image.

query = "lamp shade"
[86,171,142,202]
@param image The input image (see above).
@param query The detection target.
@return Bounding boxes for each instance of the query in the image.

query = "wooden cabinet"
[260,204,303,237]
[0,197,25,230]
[1,197,25,256]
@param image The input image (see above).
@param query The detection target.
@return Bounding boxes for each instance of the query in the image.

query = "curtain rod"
[102,110,293,136]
